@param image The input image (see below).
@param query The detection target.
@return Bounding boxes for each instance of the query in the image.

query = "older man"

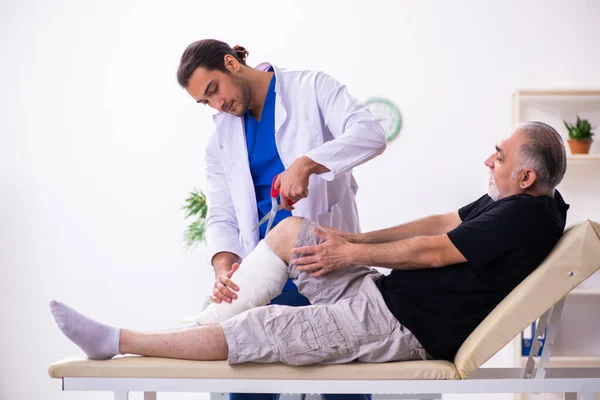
[51,121,569,364]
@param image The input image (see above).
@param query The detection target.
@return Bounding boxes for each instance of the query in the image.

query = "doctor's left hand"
[290,226,356,277]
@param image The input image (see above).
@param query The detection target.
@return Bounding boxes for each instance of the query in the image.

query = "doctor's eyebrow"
[197,81,216,104]
[205,80,217,95]
[495,145,504,155]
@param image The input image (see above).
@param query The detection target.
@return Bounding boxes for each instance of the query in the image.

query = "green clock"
[365,97,402,142]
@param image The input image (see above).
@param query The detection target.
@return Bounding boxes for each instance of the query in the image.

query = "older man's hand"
[291,226,356,277]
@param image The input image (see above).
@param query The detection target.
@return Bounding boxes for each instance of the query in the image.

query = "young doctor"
[177,39,386,400]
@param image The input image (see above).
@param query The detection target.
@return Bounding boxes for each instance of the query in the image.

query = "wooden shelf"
[566,154,600,164]
[570,288,600,295]
[519,356,600,367]
[516,89,600,97]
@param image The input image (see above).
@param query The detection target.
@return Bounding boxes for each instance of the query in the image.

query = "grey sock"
[50,300,120,360]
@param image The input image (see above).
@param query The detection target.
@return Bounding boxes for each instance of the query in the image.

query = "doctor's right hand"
[211,263,240,304]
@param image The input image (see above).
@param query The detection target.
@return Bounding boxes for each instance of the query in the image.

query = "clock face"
[365,97,402,142]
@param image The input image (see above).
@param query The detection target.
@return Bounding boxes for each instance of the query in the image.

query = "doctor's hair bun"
[232,45,249,63]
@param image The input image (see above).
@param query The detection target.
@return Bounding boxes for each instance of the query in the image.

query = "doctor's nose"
[484,154,494,169]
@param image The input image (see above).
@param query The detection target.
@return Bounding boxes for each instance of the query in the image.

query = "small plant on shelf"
[182,188,208,248]
[564,115,595,154]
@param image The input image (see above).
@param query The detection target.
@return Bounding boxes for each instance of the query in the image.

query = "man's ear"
[223,54,240,73]
[519,168,537,190]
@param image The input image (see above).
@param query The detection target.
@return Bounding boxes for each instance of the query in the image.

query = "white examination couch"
[49,220,600,399]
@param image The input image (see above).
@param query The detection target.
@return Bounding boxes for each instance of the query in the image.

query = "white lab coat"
[204,62,386,261]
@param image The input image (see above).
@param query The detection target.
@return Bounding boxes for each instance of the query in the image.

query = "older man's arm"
[292,229,466,277]
[346,212,461,244]
[352,234,466,270]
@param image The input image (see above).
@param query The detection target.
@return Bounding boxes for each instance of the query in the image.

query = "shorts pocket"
[266,306,353,365]
[281,320,320,355]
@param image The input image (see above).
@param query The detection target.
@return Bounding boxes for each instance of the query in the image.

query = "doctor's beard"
[488,172,500,201]
[230,74,251,116]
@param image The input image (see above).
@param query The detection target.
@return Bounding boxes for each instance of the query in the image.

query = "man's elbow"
[427,251,447,268]
[413,244,445,268]
[422,237,455,268]
[375,124,387,151]
[362,118,387,152]
[368,130,387,161]
[427,238,467,268]
[376,137,387,155]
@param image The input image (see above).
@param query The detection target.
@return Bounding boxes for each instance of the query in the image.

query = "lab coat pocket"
[317,202,342,228]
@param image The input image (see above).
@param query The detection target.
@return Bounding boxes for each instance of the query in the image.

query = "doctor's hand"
[211,263,240,304]
[290,226,356,277]
[274,162,310,211]
[275,156,329,210]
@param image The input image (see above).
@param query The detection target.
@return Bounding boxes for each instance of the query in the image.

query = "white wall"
[1,1,600,400]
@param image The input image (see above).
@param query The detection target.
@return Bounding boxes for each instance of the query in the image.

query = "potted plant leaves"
[182,188,208,248]
[564,115,595,154]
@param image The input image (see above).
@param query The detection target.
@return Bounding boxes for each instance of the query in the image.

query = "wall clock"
[365,97,402,143]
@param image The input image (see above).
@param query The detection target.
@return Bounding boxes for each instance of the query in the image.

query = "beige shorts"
[220,219,428,365]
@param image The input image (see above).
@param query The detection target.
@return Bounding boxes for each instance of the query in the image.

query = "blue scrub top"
[244,71,297,292]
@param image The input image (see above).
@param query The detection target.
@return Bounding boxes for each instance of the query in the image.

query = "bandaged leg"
[181,240,289,325]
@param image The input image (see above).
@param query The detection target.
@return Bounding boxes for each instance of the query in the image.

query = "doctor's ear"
[519,168,537,190]
[223,54,241,73]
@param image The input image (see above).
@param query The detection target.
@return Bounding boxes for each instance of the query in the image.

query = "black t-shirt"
[375,191,569,361]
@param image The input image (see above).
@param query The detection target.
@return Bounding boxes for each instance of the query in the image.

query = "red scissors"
[253,175,296,235]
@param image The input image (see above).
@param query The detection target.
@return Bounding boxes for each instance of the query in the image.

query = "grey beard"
[488,182,500,201]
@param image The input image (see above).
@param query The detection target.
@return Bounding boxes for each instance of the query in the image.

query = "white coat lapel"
[213,113,260,246]
[272,66,288,136]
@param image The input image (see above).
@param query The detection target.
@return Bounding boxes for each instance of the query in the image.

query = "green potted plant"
[182,188,208,248]
[564,115,595,154]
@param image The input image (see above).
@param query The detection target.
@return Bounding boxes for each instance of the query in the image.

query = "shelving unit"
[518,356,600,368]
[512,88,600,224]
[512,89,600,400]
[567,154,600,164]
[570,287,600,295]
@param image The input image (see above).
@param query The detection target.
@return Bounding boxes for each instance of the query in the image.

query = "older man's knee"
[266,217,304,264]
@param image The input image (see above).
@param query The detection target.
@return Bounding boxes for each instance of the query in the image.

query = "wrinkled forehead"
[497,130,525,156]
